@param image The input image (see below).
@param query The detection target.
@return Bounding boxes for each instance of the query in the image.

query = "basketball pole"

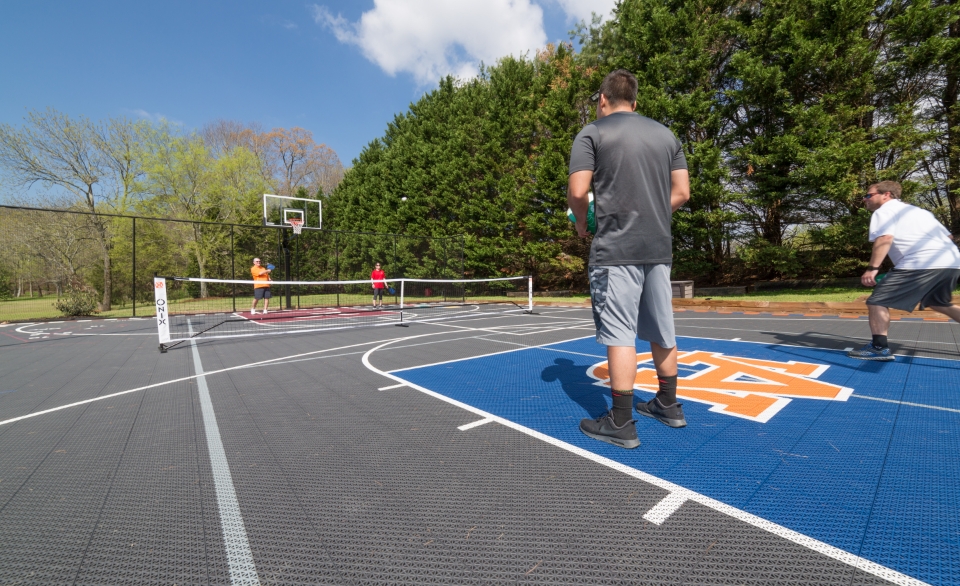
[282,227,292,310]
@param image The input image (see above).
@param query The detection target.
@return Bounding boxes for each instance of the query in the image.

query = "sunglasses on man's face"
[589,91,600,103]
[863,192,882,199]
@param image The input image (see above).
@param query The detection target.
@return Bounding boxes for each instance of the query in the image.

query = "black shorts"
[373,288,383,300]
[866,268,960,312]
[254,288,272,300]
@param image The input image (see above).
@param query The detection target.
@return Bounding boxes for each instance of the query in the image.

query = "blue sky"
[0,0,615,167]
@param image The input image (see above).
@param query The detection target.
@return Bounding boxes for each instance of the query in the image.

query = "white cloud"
[549,0,617,23]
[127,109,183,126]
[312,0,548,84]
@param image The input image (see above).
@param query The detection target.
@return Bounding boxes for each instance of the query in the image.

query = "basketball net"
[289,219,304,235]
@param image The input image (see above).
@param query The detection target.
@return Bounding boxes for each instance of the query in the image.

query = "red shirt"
[371,269,386,289]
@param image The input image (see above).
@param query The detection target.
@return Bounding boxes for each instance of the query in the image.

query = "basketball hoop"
[288,218,304,235]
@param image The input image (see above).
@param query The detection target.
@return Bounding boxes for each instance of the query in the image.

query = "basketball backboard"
[262,194,322,230]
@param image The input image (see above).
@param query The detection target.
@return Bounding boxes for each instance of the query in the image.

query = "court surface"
[0,307,957,585]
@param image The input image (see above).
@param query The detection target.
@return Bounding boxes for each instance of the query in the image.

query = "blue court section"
[393,336,960,585]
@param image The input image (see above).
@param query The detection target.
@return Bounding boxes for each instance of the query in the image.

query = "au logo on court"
[586,351,852,423]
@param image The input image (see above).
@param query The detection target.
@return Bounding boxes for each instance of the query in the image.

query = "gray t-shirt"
[569,111,687,265]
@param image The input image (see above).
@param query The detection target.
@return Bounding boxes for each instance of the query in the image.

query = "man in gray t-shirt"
[568,69,691,449]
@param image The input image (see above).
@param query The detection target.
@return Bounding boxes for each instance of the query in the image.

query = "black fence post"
[282,228,292,310]
[335,231,340,307]
[132,217,136,317]
[230,225,236,313]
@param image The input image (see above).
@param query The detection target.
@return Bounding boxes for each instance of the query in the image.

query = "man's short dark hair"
[599,69,638,107]
[869,180,902,199]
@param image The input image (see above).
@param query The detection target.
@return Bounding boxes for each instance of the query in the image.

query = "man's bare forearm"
[568,170,593,237]
[670,169,690,212]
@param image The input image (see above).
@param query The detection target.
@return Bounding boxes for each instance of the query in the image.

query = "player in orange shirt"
[250,257,272,315]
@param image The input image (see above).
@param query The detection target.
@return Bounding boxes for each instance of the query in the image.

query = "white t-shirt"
[869,199,960,269]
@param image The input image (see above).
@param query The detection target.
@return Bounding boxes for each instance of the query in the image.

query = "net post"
[526,276,535,314]
[132,217,136,317]
[395,280,409,327]
[230,226,236,313]
[154,276,170,352]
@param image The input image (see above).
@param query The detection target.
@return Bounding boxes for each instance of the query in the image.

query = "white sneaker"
[251,310,257,315]
[262,309,268,314]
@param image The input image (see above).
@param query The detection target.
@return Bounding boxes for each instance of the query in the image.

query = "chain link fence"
[0,205,464,322]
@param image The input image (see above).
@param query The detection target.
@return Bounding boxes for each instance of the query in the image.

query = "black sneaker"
[579,411,640,449]
[636,397,687,428]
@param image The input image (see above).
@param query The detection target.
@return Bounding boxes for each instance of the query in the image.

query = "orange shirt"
[251,265,271,288]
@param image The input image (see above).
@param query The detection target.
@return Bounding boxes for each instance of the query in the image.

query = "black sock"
[656,375,678,406]
[872,335,888,349]
[611,390,633,426]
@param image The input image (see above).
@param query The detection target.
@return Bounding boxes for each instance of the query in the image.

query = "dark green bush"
[55,287,100,317]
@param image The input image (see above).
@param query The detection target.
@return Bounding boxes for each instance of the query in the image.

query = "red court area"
[238,306,395,324]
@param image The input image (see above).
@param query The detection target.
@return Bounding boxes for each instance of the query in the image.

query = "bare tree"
[200,120,346,196]
[95,117,148,213]
[268,126,344,196]
[0,109,116,309]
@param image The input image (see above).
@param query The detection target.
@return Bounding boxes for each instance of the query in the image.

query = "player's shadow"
[540,358,609,417]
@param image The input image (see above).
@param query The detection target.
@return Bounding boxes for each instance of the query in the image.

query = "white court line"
[457,417,494,431]
[672,332,960,362]
[852,394,960,414]
[0,338,390,428]
[187,321,258,585]
[361,336,928,586]
[378,383,408,391]
[643,492,689,525]
[676,316,957,324]
[682,320,956,350]
[388,335,594,374]
[0,328,554,427]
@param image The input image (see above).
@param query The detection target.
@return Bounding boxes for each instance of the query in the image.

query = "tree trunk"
[194,224,208,298]
[101,248,112,311]
[83,184,112,311]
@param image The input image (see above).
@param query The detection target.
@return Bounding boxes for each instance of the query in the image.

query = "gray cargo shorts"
[866,268,960,312]
[588,264,676,348]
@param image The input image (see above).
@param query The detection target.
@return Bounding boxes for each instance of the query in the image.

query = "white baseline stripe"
[0,338,389,427]
[676,316,957,325]
[0,329,564,427]
[388,334,595,374]
[643,492,689,525]
[362,337,929,586]
[188,322,258,585]
[670,333,960,363]
[675,322,960,346]
[457,417,494,431]
[378,383,408,391]
[853,394,960,414]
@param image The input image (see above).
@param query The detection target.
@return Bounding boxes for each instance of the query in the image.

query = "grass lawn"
[529,289,875,304]
[0,296,144,322]
[695,286,870,302]
[6,288,904,322]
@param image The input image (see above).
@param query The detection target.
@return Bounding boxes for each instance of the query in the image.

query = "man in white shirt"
[849,181,960,361]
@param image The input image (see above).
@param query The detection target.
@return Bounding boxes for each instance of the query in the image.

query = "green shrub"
[739,240,803,280]
[55,287,100,317]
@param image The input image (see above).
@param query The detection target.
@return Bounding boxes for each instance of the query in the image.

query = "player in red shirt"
[370,263,386,308]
